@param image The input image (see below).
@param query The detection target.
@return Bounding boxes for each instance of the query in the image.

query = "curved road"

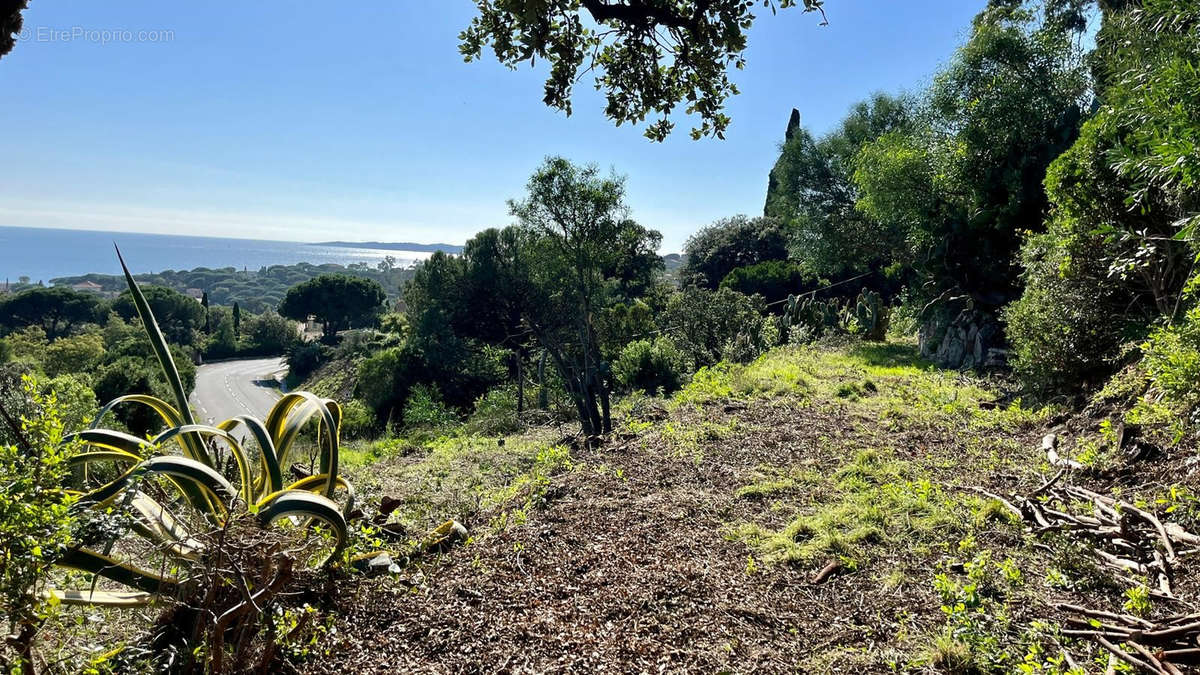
[189,357,287,425]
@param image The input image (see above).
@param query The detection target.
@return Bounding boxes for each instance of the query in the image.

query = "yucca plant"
[51,249,353,609]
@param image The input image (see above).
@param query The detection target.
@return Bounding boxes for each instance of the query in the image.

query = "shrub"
[92,357,161,436]
[1004,227,1146,392]
[467,385,523,435]
[614,338,688,396]
[663,287,765,368]
[339,398,376,440]
[403,384,458,430]
[0,338,10,364]
[681,215,789,289]
[719,260,815,304]
[356,346,418,422]
[1142,304,1200,418]
[244,311,299,355]
[286,340,331,382]
[0,377,78,669]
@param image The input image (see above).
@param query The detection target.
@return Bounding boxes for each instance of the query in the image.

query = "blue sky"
[0,1,984,252]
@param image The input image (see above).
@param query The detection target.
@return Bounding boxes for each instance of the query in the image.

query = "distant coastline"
[314,241,464,254]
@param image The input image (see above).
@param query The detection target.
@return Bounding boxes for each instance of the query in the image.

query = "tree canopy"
[278,274,386,341]
[460,0,828,141]
[0,287,103,340]
[0,0,25,60]
[681,215,789,289]
[113,285,206,346]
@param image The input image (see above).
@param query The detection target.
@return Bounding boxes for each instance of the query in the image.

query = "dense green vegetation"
[2,0,1199,671]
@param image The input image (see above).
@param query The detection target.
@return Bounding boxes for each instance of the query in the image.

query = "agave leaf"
[91,394,182,432]
[256,490,348,568]
[67,448,144,468]
[267,393,341,499]
[82,455,236,515]
[218,415,283,496]
[115,248,209,466]
[152,424,255,506]
[46,589,155,607]
[271,473,356,518]
[128,493,204,560]
[58,548,178,595]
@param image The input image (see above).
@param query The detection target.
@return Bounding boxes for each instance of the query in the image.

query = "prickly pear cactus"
[853,290,890,341]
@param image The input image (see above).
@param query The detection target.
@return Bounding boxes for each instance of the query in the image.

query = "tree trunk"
[537,351,548,409]
[516,351,525,414]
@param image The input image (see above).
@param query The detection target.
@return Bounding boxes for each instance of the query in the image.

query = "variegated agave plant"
[52,250,353,607]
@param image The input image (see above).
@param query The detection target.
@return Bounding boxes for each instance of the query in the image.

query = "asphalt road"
[189,357,287,425]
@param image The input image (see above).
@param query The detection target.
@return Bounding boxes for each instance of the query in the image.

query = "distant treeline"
[51,260,417,313]
[316,241,464,254]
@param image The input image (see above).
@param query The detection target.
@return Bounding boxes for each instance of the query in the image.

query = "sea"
[0,226,436,284]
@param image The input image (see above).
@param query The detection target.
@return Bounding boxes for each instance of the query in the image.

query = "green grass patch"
[731,449,970,569]
[341,429,572,535]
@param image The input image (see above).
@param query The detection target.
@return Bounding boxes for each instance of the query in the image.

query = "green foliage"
[378,312,409,338]
[613,337,688,396]
[663,286,765,368]
[1142,305,1200,418]
[92,357,165,436]
[0,377,78,641]
[719,260,814,304]
[1007,0,1199,392]
[279,274,387,341]
[339,399,376,440]
[0,286,103,339]
[42,332,105,378]
[113,284,206,346]
[403,384,458,430]
[53,260,417,315]
[287,341,333,383]
[854,0,1089,311]
[459,0,828,141]
[681,215,789,289]
[244,310,299,355]
[355,345,420,423]
[766,93,913,278]
[466,385,523,436]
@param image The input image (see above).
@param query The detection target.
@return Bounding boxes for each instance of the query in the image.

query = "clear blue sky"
[0,1,983,252]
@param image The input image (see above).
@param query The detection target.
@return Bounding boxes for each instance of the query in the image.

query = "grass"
[673,339,1053,433]
[339,427,573,537]
[730,449,972,569]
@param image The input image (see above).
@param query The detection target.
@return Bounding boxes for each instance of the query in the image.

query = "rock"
[365,553,401,576]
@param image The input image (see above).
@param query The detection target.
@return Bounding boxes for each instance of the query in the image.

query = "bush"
[93,357,161,436]
[614,338,688,396]
[286,341,331,382]
[339,399,376,440]
[663,287,765,368]
[0,377,77,669]
[681,215,789,289]
[467,385,523,435]
[1004,227,1145,393]
[243,311,298,355]
[403,384,458,430]
[356,346,417,422]
[1142,304,1200,418]
[719,260,815,304]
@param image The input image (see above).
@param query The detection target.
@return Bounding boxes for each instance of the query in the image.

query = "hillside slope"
[319,340,1200,673]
